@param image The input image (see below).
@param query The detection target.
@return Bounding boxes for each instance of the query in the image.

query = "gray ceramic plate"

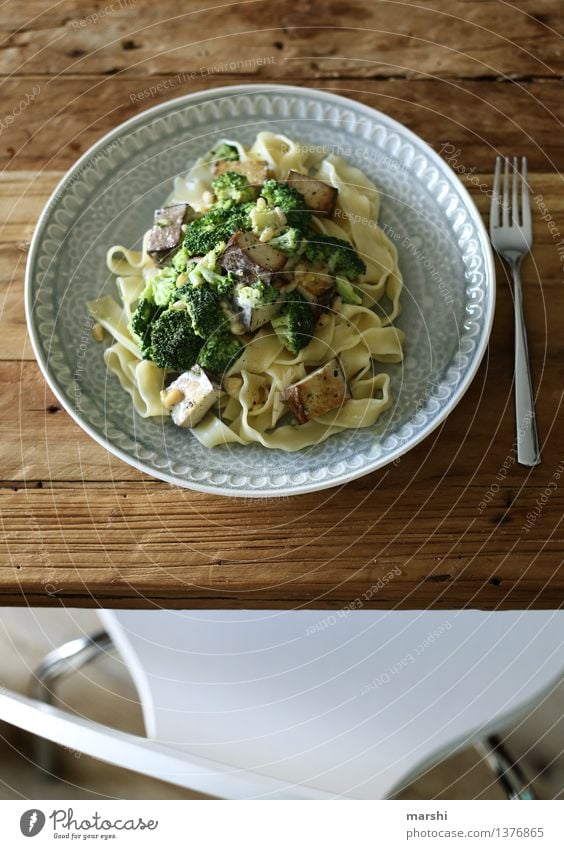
[25,84,495,497]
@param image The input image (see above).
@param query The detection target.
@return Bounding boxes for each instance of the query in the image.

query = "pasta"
[87,133,404,452]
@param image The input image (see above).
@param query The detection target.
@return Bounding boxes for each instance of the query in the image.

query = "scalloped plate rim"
[25,83,496,498]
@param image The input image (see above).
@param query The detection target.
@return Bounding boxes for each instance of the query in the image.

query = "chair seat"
[100,609,564,799]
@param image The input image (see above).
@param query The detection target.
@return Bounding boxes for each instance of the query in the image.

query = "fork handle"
[511,259,541,466]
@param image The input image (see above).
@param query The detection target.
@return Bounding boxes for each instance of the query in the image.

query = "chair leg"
[28,630,114,776]
[476,734,536,799]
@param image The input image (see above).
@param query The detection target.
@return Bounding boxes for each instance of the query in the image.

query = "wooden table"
[1,1,562,610]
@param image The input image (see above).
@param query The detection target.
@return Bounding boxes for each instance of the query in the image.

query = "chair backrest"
[0,689,332,799]
[100,609,564,799]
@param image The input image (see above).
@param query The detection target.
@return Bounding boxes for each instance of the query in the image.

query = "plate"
[25,84,495,498]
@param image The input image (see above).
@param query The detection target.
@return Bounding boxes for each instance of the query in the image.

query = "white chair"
[1,609,563,799]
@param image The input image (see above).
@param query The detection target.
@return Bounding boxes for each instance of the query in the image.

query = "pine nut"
[160,387,184,409]
[91,323,105,342]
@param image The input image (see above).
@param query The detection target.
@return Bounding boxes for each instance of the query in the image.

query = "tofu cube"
[286,170,338,217]
[296,269,335,307]
[232,279,283,332]
[213,159,269,185]
[235,298,282,333]
[283,359,350,424]
[219,230,287,284]
[163,366,219,428]
[147,203,194,265]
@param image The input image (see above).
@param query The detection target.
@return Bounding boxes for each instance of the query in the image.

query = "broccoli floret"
[197,241,226,270]
[210,142,239,163]
[304,236,366,279]
[267,227,307,256]
[249,201,280,236]
[212,171,257,205]
[177,283,226,339]
[171,245,190,273]
[129,267,180,354]
[183,203,253,256]
[149,308,202,371]
[188,265,234,298]
[235,280,279,309]
[203,269,234,297]
[271,292,316,354]
[182,214,216,256]
[260,179,311,230]
[197,330,243,376]
[184,244,234,297]
[129,298,164,357]
[335,276,362,305]
[144,265,178,307]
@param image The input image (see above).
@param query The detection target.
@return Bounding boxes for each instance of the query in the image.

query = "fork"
[489,156,540,466]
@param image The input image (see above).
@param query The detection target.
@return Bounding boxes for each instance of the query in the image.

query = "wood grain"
[1,0,562,80]
[0,0,563,608]
[1,78,563,171]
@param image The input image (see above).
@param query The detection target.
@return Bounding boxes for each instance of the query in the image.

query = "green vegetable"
[200,268,234,298]
[304,235,366,280]
[185,244,234,297]
[149,308,202,371]
[260,180,311,230]
[187,264,234,298]
[335,276,362,305]
[177,282,226,339]
[267,227,307,256]
[271,292,316,354]
[212,172,257,205]
[171,246,190,273]
[210,142,239,163]
[235,280,280,309]
[182,203,253,256]
[129,266,182,357]
[197,241,227,270]
[197,330,243,375]
[129,298,164,357]
[144,266,179,307]
[249,203,279,236]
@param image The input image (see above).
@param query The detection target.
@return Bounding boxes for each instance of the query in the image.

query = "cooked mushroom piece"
[283,358,350,424]
[219,230,288,284]
[213,159,269,185]
[161,365,219,428]
[147,203,194,266]
[285,170,338,217]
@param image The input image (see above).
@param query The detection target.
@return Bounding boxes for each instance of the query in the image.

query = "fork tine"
[502,157,510,227]
[512,156,519,226]
[521,156,532,233]
[490,156,501,230]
